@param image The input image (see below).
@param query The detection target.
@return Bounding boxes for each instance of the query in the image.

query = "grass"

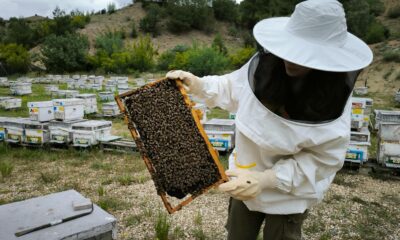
[97,196,126,212]
[0,160,14,178]
[125,214,142,227]
[154,212,170,240]
[39,171,60,183]
[117,174,134,185]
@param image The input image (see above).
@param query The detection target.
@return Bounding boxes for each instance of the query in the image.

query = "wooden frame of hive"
[115,77,228,214]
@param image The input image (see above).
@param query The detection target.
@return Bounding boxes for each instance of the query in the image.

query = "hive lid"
[27,101,53,108]
[52,98,85,106]
[0,190,116,240]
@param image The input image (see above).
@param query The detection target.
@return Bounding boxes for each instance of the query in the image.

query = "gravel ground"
[0,147,399,240]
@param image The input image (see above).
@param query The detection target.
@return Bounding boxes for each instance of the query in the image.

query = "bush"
[131,22,138,38]
[0,43,31,74]
[212,34,228,55]
[139,4,163,37]
[365,0,385,16]
[41,33,89,72]
[95,31,124,56]
[383,49,400,63]
[167,0,215,33]
[213,0,238,22]
[107,3,116,14]
[5,18,34,48]
[128,35,157,72]
[387,3,400,18]
[157,45,189,70]
[229,47,256,68]
[170,45,230,76]
[365,21,387,44]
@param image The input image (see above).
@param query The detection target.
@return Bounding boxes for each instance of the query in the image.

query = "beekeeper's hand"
[166,70,203,95]
[218,169,277,201]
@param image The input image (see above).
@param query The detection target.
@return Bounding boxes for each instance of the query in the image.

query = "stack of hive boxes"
[346,97,373,164]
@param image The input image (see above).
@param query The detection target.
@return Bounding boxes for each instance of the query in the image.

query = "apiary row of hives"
[0,96,21,110]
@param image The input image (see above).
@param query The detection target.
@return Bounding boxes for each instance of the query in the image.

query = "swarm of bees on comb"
[117,78,226,213]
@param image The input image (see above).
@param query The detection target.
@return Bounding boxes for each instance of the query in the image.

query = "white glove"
[166,70,203,95]
[218,169,277,201]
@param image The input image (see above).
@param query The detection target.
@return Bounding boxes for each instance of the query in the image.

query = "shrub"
[167,0,215,33]
[170,45,231,76]
[365,21,387,44]
[229,47,256,67]
[5,18,34,48]
[213,0,238,22]
[41,33,89,72]
[0,161,14,178]
[212,34,228,55]
[139,4,163,37]
[0,43,31,74]
[383,49,400,63]
[387,3,400,18]
[365,0,385,16]
[128,35,156,72]
[157,45,189,71]
[107,3,116,14]
[95,31,124,56]
[131,22,138,38]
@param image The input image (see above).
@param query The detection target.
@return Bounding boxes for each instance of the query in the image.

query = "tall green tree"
[41,33,89,72]
[49,7,74,36]
[5,18,34,48]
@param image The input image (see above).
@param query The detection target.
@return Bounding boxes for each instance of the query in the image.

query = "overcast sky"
[0,0,243,20]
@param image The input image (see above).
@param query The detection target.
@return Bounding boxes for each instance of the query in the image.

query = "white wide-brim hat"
[253,0,373,72]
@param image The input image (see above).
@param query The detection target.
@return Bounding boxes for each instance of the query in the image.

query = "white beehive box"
[395,91,400,103]
[345,143,369,164]
[102,102,120,116]
[4,118,26,144]
[53,98,85,121]
[350,127,370,144]
[377,123,400,168]
[72,120,112,147]
[0,97,22,110]
[0,77,8,87]
[27,101,54,122]
[76,94,98,114]
[45,85,58,94]
[0,190,117,240]
[105,84,117,92]
[374,110,400,130]
[99,92,114,102]
[49,119,87,144]
[23,120,50,145]
[10,82,32,95]
[203,118,236,152]
[0,117,6,141]
[118,88,130,95]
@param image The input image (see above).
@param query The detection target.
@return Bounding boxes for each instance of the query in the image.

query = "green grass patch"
[154,212,170,240]
[0,160,14,178]
[125,214,142,227]
[97,196,126,211]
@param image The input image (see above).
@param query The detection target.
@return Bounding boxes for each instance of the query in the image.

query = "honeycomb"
[120,79,223,201]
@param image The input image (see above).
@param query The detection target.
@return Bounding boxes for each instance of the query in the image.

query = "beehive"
[116,78,227,213]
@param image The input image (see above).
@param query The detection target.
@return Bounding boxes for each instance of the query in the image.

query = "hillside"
[78,2,242,54]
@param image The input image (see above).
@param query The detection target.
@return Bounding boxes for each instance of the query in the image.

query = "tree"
[0,43,31,74]
[95,31,124,56]
[213,0,239,22]
[41,33,89,72]
[139,4,164,36]
[5,18,34,48]
[49,7,74,36]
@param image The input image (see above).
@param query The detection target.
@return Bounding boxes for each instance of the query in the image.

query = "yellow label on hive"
[37,130,42,133]
[352,109,363,114]
[30,108,39,113]
[59,106,65,112]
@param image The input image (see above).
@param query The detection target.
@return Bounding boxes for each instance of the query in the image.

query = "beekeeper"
[167,0,373,239]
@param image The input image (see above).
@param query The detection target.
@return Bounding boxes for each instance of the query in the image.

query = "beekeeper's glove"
[166,70,204,95]
[218,169,277,201]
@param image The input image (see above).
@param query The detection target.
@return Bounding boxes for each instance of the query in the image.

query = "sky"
[0,0,243,20]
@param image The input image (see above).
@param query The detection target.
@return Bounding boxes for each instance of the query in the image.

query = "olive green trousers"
[226,198,308,240]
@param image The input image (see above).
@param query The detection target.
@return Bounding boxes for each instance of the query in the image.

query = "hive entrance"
[116,78,227,213]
